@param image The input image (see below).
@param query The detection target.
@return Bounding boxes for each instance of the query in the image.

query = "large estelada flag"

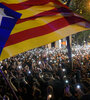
[0,0,90,61]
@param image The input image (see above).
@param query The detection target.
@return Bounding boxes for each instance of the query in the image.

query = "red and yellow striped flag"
[0,0,90,60]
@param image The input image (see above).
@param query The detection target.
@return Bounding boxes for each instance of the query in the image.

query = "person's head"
[47,85,53,94]
[33,88,41,97]
[83,81,90,92]
[3,95,9,100]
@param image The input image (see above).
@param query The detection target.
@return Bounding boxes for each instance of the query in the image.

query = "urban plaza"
[0,0,90,100]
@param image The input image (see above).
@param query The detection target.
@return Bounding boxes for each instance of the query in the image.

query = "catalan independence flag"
[0,0,90,61]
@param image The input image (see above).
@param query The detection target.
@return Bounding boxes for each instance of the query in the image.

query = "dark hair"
[3,95,9,100]
[33,88,41,97]
[47,85,53,94]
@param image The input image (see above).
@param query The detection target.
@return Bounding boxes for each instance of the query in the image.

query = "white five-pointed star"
[0,8,13,25]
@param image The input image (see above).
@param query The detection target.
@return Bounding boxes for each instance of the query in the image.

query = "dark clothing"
[63,96,76,100]
[80,94,90,100]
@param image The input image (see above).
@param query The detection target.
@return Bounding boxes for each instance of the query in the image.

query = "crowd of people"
[0,45,90,100]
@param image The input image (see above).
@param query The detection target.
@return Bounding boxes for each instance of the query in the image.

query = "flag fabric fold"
[0,3,21,55]
[0,0,90,61]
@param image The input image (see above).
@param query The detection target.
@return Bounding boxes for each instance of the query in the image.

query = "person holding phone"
[74,84,84,100]
[63,85,76,100]
[47,85,54,100]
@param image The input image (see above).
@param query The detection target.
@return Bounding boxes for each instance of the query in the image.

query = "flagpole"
[0,69,19,100]
[66,36,73,69]
[65,0,73,70]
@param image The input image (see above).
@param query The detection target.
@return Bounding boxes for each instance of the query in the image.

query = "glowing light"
[48,94,52,98]
[50,60,52,63]
[46,58,49,60]
[33,60,35,63]
[88,1,90,7]
[0,61,2,63]
[84,41,86,43]
[38,61,41,65]
[80,9,82,14]
[54,60,56,63]
[0,66,3,69]
[65,80,69,83]
[18,65,22,69]
[59,64,61,66]
[63,75,66,78]
[41,75,44,78]
[85,0,90,11]
[62,68,66,72]
[77,85,80,89]
[28,71,31,74]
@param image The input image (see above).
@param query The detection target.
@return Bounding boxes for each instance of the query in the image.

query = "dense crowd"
[0,45,90,100]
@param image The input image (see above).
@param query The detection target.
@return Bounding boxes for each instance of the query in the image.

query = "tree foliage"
[72,30,90,45]
[59,0,90,45]
[69,0,90,21]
